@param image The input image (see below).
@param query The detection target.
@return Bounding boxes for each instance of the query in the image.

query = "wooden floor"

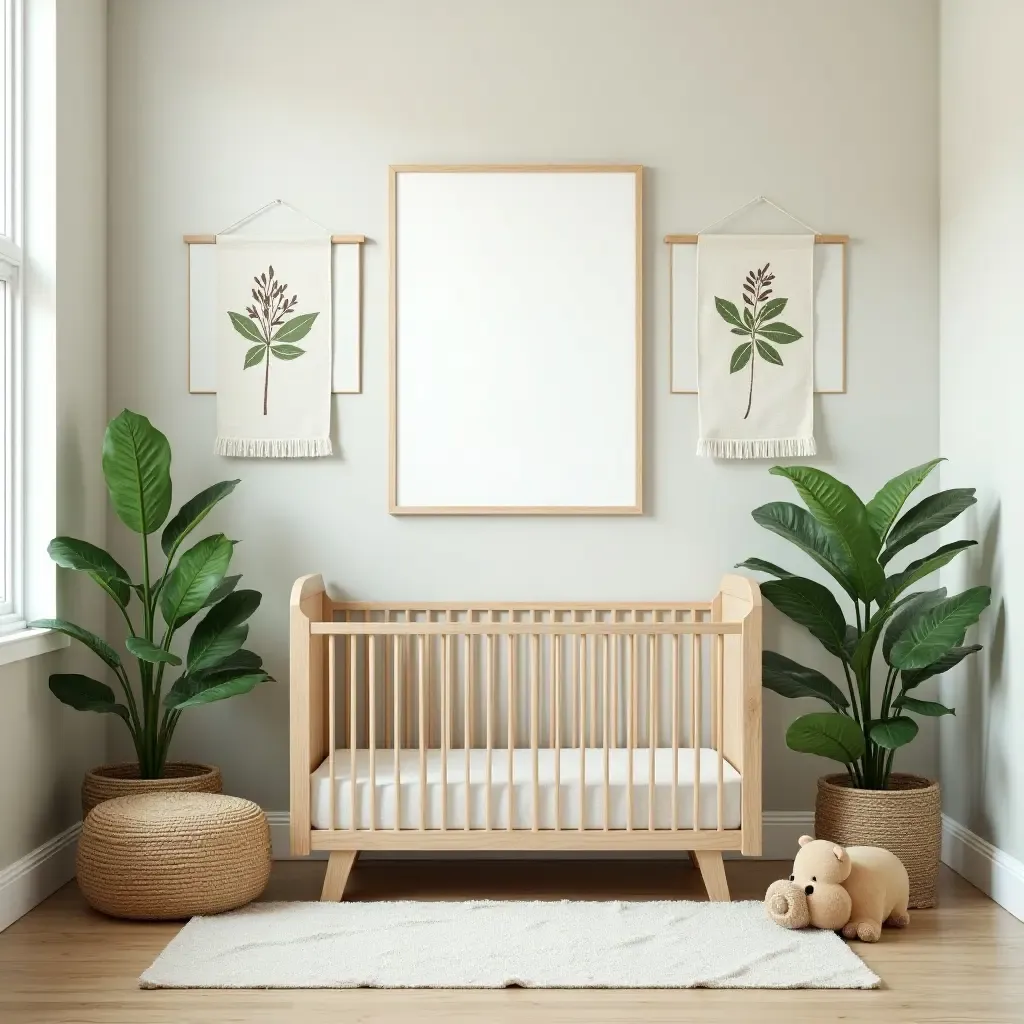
[0,858,1022,1023]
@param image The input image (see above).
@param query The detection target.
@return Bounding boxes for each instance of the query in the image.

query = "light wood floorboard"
[0,859,1021,1023]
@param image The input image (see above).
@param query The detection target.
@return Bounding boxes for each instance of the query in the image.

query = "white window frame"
[0,0,24,636]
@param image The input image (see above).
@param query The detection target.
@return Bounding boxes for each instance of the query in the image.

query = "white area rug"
[140,900,879,990]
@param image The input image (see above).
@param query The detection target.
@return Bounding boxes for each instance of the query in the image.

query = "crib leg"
[693,851,730,902]
[687,850,699,870]
[321,851,358,902]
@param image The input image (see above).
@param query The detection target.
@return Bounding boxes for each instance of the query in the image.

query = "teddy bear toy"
[764,835,910,942]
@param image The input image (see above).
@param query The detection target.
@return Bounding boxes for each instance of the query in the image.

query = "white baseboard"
[942,813,1024,922]
[0,821,80,932]
[266,810,813,862]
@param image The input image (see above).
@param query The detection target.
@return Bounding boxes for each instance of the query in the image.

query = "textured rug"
[140,899,880,990]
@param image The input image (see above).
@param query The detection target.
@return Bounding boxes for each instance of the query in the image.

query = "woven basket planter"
[77,792,271,919]
[815,773,941,909]
[82,762,222,817]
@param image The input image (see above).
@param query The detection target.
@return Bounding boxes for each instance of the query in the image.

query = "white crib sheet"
[310,748,742,831]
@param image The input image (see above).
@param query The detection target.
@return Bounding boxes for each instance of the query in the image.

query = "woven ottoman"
[77,792,271,920]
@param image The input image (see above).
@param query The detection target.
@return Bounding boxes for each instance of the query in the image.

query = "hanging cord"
[217,199,332,237]
[697,195,819,236]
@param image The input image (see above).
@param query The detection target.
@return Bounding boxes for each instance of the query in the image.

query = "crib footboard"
[289,575,762,886]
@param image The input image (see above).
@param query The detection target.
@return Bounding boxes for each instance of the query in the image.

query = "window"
[0,0,22,635]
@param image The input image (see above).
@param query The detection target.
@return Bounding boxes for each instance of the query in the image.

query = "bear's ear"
[798,834,814,847]
[832,845,847,862]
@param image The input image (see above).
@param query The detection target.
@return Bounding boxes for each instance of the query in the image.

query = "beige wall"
[939,0,1024,861]
[0,0,108,871]
[106,0,940,813]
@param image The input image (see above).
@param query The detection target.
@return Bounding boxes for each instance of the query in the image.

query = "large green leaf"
[755,339,783,365]
[228,311,266,344]
[757,297,787,323]
[729,343,752,373]
[204,574,241,608]
[102,410,172,535]
[48,674,129,722]
[755,321,803,344]
[734,558,794,579]
[195,648,264,679]
[243,344,266,368]
[769,466,885,600]
[164,671,269,711]
[270,344,306,360]
[160,480,240,557]
[750,502,857,599]
[869,716,919,750]
[28,618,121,670]
[893,696,955,717]
[272,312,319,343]
[125,637,181,666]
[882,589,946,665]
[188,590,261,674]
[760,577,848,659]
[46,537,132,608]
[715,297,745,329]
[880,488,977,566]
[762,650,848,709]
[786,712,865,764]
[865,459,944,542]
[877,541,976,608]
[850,613,888,683]
[890,587,991,670]
[901,644,982,689]
[159,534,233,626]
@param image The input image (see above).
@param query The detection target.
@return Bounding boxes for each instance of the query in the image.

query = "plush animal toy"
[765,835,910,942]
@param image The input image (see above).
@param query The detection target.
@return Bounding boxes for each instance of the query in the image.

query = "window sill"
[0,626,69,668]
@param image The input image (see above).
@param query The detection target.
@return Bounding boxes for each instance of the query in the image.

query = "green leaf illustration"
[228,312,265,344]
[270,344,306,360]
[273,312,319,343]
[757,297,788,323]
[729,343,752,373]
[243,344,266,368]
[742,307,754,329]
[755,339,783,365]
[756,321,803,344]
[715,297,745,330]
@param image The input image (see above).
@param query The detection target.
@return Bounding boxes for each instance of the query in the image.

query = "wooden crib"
[289,574,762,902]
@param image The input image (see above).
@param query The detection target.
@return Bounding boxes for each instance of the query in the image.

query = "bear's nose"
[804,884,815,895]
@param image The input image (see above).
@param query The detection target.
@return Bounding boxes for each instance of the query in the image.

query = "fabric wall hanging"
[696,232,815,458]
[213,202,334,458]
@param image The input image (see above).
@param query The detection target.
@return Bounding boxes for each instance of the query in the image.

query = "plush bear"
[764,835,910,942]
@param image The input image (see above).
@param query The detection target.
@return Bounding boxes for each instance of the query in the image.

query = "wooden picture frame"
[185,234,366,395]
[389,165,643,515]
[666,234,848,395]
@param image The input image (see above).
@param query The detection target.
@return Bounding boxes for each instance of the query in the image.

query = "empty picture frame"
[186,236,364,394]
[668,236,847,393]
[390,165,643,514]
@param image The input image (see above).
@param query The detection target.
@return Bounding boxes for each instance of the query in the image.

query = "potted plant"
[739,461,989,908]
[30,410,272,814]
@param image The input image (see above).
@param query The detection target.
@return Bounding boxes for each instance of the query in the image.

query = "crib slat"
[369,636,377,831]
[631,609,640,749]
[507,629,514,832]
[531,628,539,832]
[672,621,680,831]
[692,617,702,833]
[717,631,725,832]
[554,631,562,830]
[486,618,495,831]
[465,628,471,832]
[441,633,449,832]
[603,633,610,831]
[384,611,391,748]
[350,635,358,832]
[578,633,586,832]
[404,612,412,749]
[649,631,656,832]
[329,635,336,833]
[571,611,579,743]
[549,613,557,749]
[394,634,401,831]
[418,634,426,831]
[589,613,597,747]
[611,614,619,749]
[627,633,634,831]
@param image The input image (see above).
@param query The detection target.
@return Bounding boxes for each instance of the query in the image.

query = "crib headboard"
[289,576,761,856]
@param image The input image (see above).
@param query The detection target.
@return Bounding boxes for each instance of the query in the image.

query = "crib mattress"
[310,748,742,831]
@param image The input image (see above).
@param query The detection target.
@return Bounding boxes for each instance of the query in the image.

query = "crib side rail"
[290,573,329,855]
[715,574,762,855]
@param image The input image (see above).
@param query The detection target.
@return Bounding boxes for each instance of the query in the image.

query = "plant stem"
[841,660,861,724]
[263,346,270,416]
[744,291,760,420]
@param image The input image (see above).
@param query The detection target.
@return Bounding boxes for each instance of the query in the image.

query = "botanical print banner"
[215,236,332,457]
[696,234,815,458]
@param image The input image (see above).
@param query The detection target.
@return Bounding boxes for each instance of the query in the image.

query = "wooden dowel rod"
[486,622,494,831]
[555,631,562,830]
[465,629,471,832]
[328,636,336,833]
[649,632,656,833]
[692,622,701,833]
[507,631,514,832]
[627,633,634,831]
[418,635,426,831]
[350,636,358,833]
[531,630,539,832]
[441,633,449,832]
[662,232,848,245]
[672,625,679,831]
[603,634,610,831]
[393,634,401,831]
[183,233,367,244]
[578,634,586,832]
[368,636,376,831]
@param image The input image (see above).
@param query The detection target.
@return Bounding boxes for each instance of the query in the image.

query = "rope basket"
[815,773,941,909]
[82,762,222,817]
[77,792,271,920]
